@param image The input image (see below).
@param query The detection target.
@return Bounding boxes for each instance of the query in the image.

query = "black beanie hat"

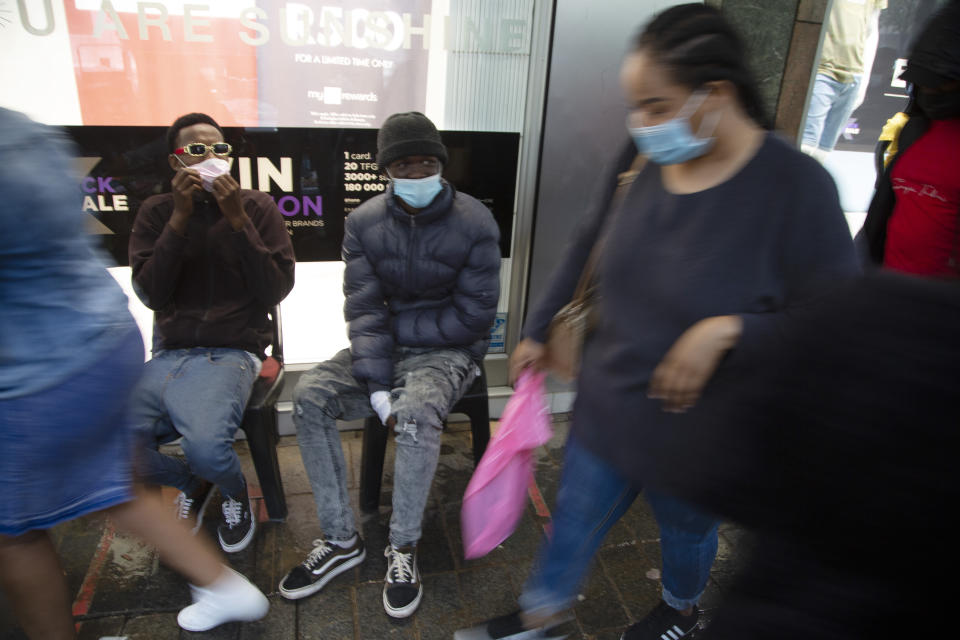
[376,112,448,170]
[899,2,960,88]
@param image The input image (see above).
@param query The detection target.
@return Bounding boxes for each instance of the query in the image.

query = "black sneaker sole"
[278,548,366,600]
[453,609,575,640]
[620,621,699,640]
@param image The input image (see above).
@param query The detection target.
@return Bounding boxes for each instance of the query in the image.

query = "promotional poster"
[3,1,530,263]
[70,125,519,264]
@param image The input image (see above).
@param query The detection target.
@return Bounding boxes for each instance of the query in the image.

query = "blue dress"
[0,108,142,535]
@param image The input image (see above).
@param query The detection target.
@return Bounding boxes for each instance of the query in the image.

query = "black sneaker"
[173,479,215,535]
[278,536,366,600]
[453,610,572,639]
[621,601,699,640]
[383,545,422,618]
[217,486,255,553]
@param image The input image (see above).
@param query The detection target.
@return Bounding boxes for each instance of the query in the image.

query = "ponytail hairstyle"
[633,3,772,130]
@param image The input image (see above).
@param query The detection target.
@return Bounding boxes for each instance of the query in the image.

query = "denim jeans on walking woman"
[519,436,720,616]
[129,348,261,498]
[293,346,478,548]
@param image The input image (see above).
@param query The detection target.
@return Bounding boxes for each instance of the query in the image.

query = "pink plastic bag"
[461,370,552,559]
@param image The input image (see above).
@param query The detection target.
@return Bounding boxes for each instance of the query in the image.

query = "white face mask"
[178,156,230,191]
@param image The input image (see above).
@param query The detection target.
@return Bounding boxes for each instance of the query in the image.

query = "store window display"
[802,0,888,162]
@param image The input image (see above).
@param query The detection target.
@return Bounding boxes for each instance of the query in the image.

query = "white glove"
[370,391,392,425]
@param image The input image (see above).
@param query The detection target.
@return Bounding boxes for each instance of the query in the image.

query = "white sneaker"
[177,566,269,631]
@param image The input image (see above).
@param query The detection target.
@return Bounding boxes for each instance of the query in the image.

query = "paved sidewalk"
[0,417,746,640]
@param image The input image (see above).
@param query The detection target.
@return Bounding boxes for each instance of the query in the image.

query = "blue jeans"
[293,347,477,547]
[129,348,260,498]
[802,72,863,152]
[520,437,719,615]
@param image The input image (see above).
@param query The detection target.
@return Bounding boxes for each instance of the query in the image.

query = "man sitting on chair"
[279,112,500,619]
[128,112,295,553]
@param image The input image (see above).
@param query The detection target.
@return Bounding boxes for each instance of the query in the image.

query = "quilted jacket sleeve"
[343,212,394,393]
[392,205,501,348]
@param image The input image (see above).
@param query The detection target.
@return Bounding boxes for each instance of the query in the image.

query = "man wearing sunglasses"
[128,113,295,558]
[278,112,501,619]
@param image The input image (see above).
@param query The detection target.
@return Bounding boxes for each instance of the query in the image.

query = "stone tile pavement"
[0,417,746,639]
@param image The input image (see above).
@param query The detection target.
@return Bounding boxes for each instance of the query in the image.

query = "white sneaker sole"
[218,501,256,553]
[278,548,366,600]
[176,571,269,632]
[383,582,423,619]
[177,599,269,632]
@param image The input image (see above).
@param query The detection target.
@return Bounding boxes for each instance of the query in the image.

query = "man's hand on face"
[211,174,248,231]
[169,166,202,234]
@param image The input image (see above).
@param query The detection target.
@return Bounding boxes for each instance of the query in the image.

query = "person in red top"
[883,115,960,276]
[860,2,960,277]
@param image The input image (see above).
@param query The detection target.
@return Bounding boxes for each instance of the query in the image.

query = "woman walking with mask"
[456,5,858,640]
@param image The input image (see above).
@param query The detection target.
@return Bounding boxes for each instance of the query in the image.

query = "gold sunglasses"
[174,142,232,157]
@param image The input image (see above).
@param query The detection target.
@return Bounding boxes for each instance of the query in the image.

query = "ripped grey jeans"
[292,346,478,547]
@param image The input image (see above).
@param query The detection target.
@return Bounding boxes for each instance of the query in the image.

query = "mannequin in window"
[802,0,887,162]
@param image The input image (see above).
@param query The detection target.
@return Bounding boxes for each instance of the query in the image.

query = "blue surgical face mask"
[628,90,720,165]
[390,172,443,209]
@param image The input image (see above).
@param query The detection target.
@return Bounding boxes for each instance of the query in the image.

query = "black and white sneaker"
[453,610,572,639]
[383,544,422,618]
[173,479,215,535]
[621,601,699,640]
[278,536,366,600]
[217,488,255,553]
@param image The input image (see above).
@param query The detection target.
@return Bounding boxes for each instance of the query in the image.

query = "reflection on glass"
[802,0,887,161]
[799,0,950,220]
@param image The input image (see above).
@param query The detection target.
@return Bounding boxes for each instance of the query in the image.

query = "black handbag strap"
[569,155,646,305]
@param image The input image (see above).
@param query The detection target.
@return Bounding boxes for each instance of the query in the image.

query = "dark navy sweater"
[524,134,859,486]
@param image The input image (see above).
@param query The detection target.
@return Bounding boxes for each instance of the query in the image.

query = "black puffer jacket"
[342,182,501,393]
